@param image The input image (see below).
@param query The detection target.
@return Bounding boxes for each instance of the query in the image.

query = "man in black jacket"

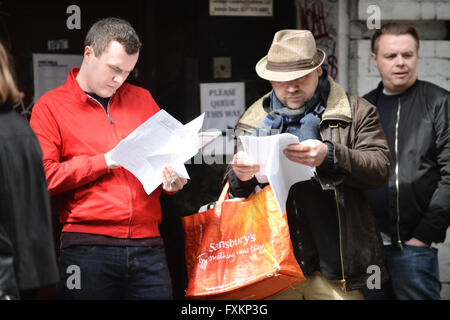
[363,22,450,300]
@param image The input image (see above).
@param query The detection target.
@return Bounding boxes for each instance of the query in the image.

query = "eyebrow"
[107,64,133,73]
[383,50,415,56]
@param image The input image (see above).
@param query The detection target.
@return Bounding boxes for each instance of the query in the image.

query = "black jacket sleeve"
[228,169,259,198]
[413,91,450,244]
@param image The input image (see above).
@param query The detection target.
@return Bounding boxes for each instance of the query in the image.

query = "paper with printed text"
[110,110,220,194]
[239,133,315,215]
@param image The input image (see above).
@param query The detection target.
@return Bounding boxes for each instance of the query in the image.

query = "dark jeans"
[364,244,441,300]
[58,245,173,300]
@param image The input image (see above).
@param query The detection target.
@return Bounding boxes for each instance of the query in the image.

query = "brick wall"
[358,0,450,20]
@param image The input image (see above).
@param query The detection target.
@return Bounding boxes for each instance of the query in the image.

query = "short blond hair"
[0,42,23,104]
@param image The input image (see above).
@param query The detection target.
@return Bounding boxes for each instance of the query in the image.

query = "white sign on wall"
[33,53,83,102]
[210,0,273,17]
[200,82,245,132]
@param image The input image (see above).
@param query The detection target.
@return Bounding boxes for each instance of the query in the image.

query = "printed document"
[239,134,315,215]
[109,110,220,194]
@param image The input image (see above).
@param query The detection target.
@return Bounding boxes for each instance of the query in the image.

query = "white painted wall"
[358,0,450,20]
[438,229,450,299]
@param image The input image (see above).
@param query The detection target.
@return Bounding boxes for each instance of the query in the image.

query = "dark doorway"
[1,0,297,299]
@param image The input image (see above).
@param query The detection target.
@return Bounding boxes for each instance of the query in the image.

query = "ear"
[316,67,323,76]
[370,52,378,69]
[84,46,94,61]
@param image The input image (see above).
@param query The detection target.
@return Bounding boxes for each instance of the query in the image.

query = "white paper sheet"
[240,133,315,215]
[198,131,222,148]
[109,110,219,195]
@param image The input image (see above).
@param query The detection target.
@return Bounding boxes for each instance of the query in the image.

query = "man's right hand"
[230,151,260,181]
[104,151,121,169]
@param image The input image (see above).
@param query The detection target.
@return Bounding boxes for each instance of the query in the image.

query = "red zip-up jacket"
[30,68,164,239]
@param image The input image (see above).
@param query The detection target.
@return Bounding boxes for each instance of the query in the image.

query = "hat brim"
[255,48,326,82]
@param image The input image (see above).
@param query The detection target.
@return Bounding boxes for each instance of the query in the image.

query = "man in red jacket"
[30,17,187,300]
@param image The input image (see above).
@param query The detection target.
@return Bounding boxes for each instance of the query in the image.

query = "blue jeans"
[383,245,441,300]
[58,245,173,300]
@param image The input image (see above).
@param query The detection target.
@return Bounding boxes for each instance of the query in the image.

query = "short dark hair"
[371,22,420,54]
[84,17,142,56]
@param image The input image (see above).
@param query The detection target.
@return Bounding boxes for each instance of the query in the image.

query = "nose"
[394,55,405,66]
[286,81,299,93]
[113,74,124,84]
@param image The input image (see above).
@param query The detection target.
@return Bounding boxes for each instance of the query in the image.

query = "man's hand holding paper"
[238,133,316,215]
[230,151,260,182]
[283,139,329,167]
[161,165,188,192]
[107,110,220,195]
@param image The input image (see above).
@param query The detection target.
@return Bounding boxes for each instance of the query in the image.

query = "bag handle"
[217,182,230,204]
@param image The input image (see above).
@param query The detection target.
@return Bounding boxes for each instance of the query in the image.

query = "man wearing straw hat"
[228,30,391,299]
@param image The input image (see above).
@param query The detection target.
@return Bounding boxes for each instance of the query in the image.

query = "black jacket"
[364,80,450,245]
[0,102,59,299]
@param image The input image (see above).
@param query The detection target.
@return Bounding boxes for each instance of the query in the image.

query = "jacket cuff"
[163,188,178,195]
[412,223,441,246]
[91,154,110,176]
[228,169,257,198]
[317,140,336,172]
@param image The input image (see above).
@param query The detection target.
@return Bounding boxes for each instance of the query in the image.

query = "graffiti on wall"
[295,0,339,80]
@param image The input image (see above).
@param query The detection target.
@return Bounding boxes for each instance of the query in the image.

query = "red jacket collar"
[65,67,127,103]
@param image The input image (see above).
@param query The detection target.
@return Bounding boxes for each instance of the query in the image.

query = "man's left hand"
[283,139,328,167]
[162,166,187,192]
[404,237,429,247]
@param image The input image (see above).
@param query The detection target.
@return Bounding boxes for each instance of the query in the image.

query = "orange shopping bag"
[182,183,305,300]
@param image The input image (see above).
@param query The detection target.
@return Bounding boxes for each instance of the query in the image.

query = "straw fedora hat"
[256,29,326,82]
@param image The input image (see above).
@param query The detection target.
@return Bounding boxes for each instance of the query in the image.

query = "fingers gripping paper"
[239,134,315,215]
